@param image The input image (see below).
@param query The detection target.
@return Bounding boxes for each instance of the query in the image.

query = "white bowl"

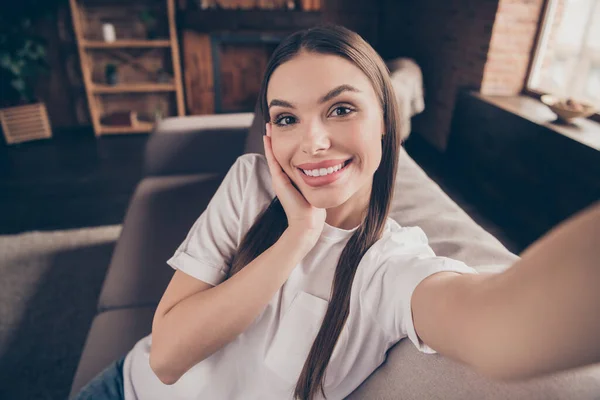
[540,95,597,122]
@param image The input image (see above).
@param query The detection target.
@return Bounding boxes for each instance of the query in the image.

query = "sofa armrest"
[143,113,254,177]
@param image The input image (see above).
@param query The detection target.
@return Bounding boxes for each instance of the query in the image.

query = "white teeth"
[301,161,347,177]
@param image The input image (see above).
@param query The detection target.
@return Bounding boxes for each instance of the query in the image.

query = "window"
[528,0,600,114]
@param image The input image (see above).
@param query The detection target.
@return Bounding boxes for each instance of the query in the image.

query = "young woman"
[73,25,600,400]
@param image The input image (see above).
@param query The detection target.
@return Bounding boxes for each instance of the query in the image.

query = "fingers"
[263,123,290,184]
[262,123,312,218]
[264,123,278,173]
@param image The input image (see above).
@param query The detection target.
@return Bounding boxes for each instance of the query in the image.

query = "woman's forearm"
[151,227,314,385]
[473,201,600,380]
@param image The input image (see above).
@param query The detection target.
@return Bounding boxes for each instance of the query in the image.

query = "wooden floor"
[0,127,523,253]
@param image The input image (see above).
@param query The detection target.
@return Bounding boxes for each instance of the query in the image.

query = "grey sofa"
[69,110,600,399]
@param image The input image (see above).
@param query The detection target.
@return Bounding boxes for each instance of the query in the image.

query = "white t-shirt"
[122,154,477,400]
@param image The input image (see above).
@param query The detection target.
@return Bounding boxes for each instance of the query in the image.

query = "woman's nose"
[300,119,330,155]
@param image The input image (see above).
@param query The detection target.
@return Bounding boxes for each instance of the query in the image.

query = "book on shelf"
[101,111,139,127]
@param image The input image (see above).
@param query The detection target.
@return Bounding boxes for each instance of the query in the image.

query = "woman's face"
[266,51,384,210]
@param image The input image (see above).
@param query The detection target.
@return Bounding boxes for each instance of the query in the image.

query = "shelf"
[92,83,176,93]
[82,40,171,49]
[70,0,184,136]
[99,122,155,134]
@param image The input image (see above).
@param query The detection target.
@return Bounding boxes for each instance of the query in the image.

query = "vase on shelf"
[102,23,116,42]
[105,64,118,85]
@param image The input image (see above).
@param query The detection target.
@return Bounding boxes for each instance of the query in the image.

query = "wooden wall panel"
[219,43,274,113]
[183,31,215,115]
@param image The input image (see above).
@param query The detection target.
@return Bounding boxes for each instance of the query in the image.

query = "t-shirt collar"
[320,221,360,241]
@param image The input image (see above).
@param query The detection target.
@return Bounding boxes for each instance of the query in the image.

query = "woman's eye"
[330,106,353,117]
[274,115,296,126]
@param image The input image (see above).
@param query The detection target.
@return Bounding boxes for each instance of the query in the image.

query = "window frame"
[523,0,600,123]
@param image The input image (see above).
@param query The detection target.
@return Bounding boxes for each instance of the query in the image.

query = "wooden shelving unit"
[69,0,185,136]
[91,83,177,94]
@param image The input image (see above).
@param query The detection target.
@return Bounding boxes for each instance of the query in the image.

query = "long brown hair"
[226,25,402,399]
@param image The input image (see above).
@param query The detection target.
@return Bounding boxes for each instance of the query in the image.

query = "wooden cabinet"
[447,91,600,248]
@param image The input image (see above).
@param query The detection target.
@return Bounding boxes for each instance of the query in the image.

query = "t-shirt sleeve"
[375,226,478,354]
[165,155,253,286]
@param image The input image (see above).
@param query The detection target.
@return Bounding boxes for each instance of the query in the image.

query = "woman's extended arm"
[411,200,600,380]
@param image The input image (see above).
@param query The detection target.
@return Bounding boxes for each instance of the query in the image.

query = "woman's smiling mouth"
[297,158,353,187]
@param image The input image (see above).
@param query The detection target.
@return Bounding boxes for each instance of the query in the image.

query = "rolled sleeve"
[369,225,479,354]
[165,155,256,286]
[167,251,227,286]
[399,258,477,354]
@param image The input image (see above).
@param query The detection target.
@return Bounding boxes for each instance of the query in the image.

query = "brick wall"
[379,0,547,152]
[481,0,545,95]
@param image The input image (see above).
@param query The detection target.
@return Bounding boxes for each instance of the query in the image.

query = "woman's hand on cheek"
[264,123,326,241]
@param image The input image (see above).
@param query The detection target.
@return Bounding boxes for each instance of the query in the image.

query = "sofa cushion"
[391,147,520,272]
[70,309,600,400]
[97,174,223,311]
[347,338,600,399]
[145,114,252,177]
[69,308,155,399]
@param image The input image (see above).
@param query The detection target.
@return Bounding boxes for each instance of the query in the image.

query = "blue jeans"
[72,357,125,400]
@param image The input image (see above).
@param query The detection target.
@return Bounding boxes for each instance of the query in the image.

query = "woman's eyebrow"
[268,99,295,110]
[319,84,361,104]
[268,84,361,110]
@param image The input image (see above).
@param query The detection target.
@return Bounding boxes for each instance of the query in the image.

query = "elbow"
[150,315,181,385]
[149,350,181,385]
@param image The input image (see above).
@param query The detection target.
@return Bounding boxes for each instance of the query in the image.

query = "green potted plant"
[0,1,60,144]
